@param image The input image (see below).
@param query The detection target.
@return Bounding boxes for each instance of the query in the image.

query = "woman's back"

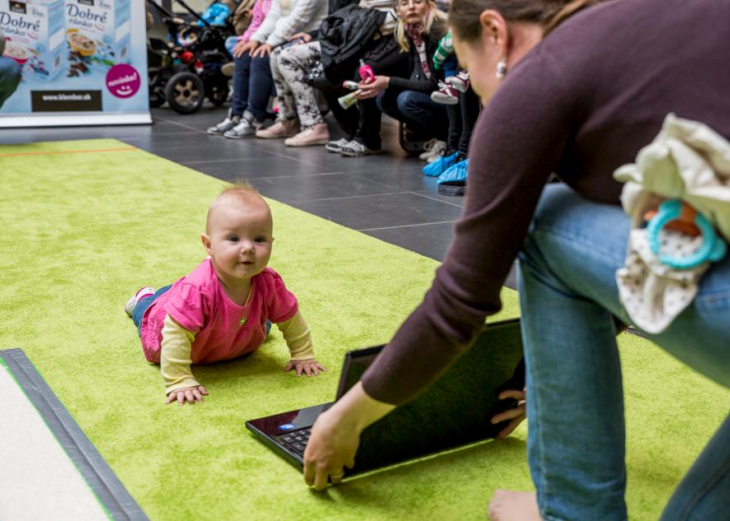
[502,0,730,201]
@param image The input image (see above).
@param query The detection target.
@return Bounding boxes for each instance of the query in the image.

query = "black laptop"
[246,318,525,478]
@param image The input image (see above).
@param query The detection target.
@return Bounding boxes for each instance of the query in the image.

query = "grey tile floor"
[0,105,517,288]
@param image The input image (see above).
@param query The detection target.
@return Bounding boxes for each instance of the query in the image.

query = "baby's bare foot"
[488,490,541,521]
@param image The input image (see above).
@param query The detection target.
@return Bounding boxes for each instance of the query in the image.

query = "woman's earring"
[496,59,507,79]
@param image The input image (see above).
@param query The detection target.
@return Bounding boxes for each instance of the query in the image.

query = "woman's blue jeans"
[376,88,448,141]
[231,50,274,121]
[518,183,730,521]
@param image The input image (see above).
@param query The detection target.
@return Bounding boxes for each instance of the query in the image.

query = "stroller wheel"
[165,72,205,114]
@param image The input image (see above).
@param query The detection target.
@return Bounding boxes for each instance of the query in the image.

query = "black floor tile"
[187,156,332,180]
[251,172,401,203]
[364,221,457,262]
[289,192,464,230]
[414,189,467,207]
[347,168,440,193]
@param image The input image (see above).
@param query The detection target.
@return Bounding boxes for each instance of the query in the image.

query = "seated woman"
[352,0,449,153]
[258,0,399,147]
[302,1,730,521]
[207,0,328,138]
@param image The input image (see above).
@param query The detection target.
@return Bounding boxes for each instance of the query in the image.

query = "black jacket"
[318,5,388,82]
[388,18,447,93]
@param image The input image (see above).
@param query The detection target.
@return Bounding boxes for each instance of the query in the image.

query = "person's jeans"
[231,50,273,121]
[0,57,22,110]
[376,88,448,141]
[518,183,730,520]
[132,286,172,335]
[131,285,272,336]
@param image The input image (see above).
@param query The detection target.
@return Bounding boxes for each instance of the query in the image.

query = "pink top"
[239,0,273,42]
[141,259,298,364]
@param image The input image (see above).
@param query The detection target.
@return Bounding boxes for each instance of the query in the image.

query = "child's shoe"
[446,70,470,93]
[207,110,240,135]
[431,81,459,105]
[437,157,469,196]
[419,139,447,161]
[125,287,156,317]
[422,150,459,177]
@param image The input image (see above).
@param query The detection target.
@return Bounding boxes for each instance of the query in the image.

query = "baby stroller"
[147,0,234,113]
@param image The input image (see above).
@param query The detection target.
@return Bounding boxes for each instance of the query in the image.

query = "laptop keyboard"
[276,428,311,456]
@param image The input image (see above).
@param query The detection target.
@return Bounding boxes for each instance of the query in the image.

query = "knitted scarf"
[404,22,431,79]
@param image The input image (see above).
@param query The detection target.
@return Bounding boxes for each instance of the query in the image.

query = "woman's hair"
[449,0,601,42]
[394,1,448,53]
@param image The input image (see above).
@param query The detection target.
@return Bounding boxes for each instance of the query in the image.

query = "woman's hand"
[304,382,395,490]
[491,388,526,439]
[303,407,360,490]
[285,358,327,376]
[289,32,313,44]
[233,39,259,58]
[252,42,274,58]
[356,75,389,99]
[165,385,209,406]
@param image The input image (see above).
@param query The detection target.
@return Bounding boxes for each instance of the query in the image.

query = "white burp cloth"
[614,114,730,333]
[616,229,709,334]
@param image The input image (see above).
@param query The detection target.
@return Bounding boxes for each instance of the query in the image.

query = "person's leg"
[395,90,449,141]
[515,183,730,520]
[230,51,253,117]
[246,53,274,122]
[445,103,461,152]
[277,42,325,129]
[270,46,299,122]
[324,89,357,141]
[457,87,480,155]
[132,286,172,334]
[0,57,22,110]
[353,51,408,150]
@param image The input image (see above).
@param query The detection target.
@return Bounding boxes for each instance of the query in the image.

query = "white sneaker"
[223,111,258,139]
[125,287,156,317]
[419,139,447,161]
[340,141,381,157]
[207,111,239,135]
[325,137,351,153]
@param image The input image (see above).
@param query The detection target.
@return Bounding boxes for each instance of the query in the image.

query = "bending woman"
[303,0,730,519]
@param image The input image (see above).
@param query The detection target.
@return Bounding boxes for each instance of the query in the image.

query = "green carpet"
[0,139,727,520]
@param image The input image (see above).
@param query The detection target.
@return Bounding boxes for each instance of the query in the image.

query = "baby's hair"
[206,181,269,233]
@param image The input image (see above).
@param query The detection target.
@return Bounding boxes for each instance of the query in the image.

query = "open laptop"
[246,318,525,477]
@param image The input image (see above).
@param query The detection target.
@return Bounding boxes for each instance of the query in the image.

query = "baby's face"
[203,196,273,286]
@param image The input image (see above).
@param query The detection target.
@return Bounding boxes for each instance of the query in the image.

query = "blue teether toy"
[647,199,727,270]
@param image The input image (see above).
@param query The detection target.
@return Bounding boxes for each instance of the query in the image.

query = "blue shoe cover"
[422,151,459,177]
[437,158,469,185]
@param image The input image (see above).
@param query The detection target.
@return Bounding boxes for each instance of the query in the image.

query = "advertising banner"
[0,0,151,127]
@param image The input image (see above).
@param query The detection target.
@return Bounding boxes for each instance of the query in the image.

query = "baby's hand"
[165,385,209,406]
[285,358,327,377]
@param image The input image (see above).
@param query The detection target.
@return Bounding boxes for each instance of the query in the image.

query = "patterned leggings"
[270,41,324,129]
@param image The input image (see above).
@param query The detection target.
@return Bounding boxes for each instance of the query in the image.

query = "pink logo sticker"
[106,64,141,99]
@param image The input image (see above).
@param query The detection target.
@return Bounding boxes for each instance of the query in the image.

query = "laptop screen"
[333,319,525,474]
